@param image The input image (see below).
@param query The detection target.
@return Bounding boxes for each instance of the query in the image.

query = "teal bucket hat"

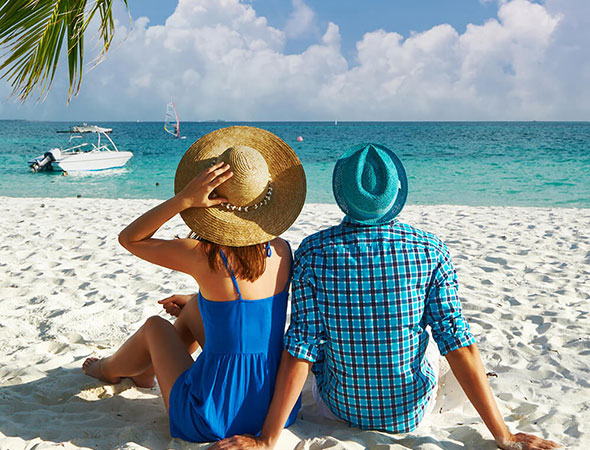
[332,143,408,224]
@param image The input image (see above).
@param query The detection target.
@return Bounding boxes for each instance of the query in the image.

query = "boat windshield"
[57,125,120,153]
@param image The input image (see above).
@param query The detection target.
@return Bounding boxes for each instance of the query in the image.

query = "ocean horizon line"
[1,119,589,124]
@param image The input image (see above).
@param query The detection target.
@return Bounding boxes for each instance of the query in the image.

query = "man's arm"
[446,343,560,450]
[211,350,311,449]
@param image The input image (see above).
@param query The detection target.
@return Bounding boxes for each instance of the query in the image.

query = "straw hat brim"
[174,126,306,246]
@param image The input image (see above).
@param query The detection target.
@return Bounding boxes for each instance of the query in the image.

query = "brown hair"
[189,233,268,282]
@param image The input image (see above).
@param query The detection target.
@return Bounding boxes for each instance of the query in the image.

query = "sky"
[0,0,589,121]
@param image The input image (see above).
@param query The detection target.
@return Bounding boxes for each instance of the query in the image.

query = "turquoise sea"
[0,121,589,207]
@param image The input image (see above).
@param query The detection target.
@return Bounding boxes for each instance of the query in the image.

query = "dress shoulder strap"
[219,249,242,300]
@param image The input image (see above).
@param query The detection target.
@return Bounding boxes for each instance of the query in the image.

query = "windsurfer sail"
[164,102,180,138]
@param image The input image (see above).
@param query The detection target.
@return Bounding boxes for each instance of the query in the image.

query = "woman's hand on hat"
[176,162,233,209]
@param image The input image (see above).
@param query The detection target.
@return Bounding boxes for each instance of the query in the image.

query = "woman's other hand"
[158,294,195,317]
[177,162,233,209]
[209,434,271,449]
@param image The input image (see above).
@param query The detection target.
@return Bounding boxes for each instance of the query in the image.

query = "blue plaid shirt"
[284,217,475,433]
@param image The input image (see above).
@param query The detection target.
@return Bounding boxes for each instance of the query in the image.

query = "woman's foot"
[82,357,121,384]
[83,357,156,388]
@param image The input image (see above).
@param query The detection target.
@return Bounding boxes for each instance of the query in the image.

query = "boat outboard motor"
[32,148,61,172]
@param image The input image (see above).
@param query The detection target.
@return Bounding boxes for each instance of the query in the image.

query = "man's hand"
[209,434,271,449]
[158,294,194,317]
[496,432,560,450]
[445,345,560,450]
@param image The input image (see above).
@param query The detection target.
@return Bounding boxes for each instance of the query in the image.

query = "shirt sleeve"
[284,245,326,363]
[424,243,475,355]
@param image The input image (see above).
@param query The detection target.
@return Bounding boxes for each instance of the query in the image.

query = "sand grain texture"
[0,198,588,449]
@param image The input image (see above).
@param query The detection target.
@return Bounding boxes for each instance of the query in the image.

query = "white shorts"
[312,331,440,425]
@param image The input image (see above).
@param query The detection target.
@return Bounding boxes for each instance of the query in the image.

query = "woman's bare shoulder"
[270,237,292,255]
[173,238,209,266]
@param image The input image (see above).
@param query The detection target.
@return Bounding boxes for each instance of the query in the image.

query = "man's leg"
[423,328,441,418]
[311,378,346,423]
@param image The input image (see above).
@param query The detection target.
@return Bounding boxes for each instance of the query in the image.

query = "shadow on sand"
[0,366,203,449]
[0,366,497,449]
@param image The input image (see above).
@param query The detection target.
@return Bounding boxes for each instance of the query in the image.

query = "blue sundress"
[168,247,300,442]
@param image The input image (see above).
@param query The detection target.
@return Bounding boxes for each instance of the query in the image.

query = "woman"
[82,126,306,442]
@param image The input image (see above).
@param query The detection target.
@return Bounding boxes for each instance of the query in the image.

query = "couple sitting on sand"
[83,126,558,450]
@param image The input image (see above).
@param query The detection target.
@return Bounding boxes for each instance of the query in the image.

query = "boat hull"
[30,151,133,172]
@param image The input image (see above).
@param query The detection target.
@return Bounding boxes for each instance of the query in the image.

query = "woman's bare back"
[191,237,292,302]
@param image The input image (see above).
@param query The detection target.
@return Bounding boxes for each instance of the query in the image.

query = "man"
[213,144,559,450]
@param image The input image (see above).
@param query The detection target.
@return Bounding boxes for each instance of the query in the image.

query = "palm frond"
[0,0,129,102]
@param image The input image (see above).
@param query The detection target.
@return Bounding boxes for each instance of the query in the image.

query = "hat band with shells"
[220,183,273,212]
[211,144,274,212]
[211,156,274,212]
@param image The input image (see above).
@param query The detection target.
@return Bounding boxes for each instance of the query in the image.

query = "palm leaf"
[0,0,129,102]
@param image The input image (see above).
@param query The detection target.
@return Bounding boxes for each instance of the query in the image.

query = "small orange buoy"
[297,136,303,142]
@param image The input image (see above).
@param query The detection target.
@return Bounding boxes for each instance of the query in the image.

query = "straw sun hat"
[175,126,306,247]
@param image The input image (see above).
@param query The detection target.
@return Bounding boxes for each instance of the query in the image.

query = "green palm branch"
[0,0,129,102]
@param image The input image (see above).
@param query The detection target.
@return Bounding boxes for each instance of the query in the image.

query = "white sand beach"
[0,197,588,449]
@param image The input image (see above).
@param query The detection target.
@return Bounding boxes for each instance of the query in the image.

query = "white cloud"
[284,0,316,39]
[0,0,588,121]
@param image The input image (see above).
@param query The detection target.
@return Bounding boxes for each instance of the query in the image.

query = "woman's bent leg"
[126,295,205,387]
[83,316,193,409]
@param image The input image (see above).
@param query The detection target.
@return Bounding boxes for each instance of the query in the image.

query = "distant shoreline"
[2,196,589,210]
[2,119,590,124]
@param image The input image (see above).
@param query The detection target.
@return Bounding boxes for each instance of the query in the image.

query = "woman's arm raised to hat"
[118,162,232,273]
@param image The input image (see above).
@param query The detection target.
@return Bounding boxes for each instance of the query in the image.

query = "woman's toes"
[82,357,98,371]
[82,357,120,384]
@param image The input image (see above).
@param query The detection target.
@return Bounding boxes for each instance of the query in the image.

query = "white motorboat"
[28,125,133,173]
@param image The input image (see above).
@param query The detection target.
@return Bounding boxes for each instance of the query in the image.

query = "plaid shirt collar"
[340,216,399,228]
